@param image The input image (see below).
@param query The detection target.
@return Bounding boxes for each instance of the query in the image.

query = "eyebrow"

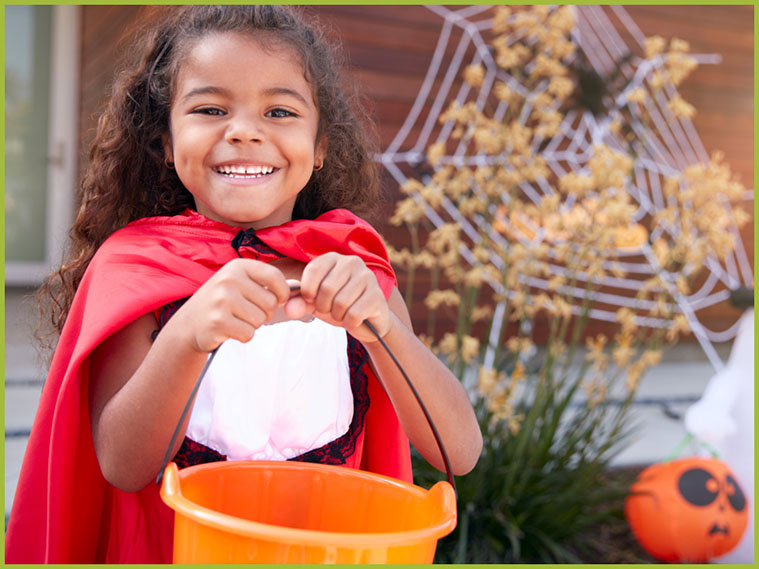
[180,85,231,102]
[180,85,312,108]
[262,87,312,108]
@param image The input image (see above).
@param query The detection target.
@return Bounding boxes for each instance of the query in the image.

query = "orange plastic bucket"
[160,460,457,563]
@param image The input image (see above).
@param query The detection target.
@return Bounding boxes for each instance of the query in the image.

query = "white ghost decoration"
[684,309,754,564]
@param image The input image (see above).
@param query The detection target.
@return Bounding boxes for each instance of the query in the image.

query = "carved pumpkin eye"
[726,475,746,512]
[678,468,718,506]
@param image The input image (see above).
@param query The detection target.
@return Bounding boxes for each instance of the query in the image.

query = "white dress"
[185,319,354,461]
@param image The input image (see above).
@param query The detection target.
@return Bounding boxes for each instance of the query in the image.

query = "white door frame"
[5,5,81,286]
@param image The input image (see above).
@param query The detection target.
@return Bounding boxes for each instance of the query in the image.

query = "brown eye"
[266,108,298,119]
[726,475,746,512]
[678,468,718,506]
[192,107,225,116]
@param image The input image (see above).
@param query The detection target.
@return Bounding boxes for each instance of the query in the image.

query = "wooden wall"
[78,5,143,173]
[77,5,753,338]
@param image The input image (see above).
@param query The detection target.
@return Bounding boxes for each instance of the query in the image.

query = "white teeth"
[217,165,274,177]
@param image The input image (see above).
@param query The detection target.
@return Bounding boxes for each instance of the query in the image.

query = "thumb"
[283,295,314,320]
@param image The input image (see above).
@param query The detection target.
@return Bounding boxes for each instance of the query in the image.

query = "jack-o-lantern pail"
[160,460,457,563]
[624,456,748,562]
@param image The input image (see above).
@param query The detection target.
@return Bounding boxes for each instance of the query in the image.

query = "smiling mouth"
[214,165,276,179]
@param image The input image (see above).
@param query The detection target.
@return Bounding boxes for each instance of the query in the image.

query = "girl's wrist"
[362,311,398,345]
[161,310,214,356]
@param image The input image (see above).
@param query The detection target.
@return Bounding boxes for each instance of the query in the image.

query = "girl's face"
[164,32,326,229]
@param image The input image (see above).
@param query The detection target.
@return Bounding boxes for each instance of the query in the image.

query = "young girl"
[5,5,481,563]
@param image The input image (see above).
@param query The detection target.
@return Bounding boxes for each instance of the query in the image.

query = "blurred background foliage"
[387,6,749,563]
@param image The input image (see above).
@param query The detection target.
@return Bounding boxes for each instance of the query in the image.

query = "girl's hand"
[284,252,392,344]
[173,257,291,353]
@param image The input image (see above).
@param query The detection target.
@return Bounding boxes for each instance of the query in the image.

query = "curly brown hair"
[38,5,381,343]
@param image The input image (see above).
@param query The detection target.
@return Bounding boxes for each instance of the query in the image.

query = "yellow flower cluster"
[389,197,426,226]
[424,289,460,310]
[558,172,595,197]
[477,363,525,430]
[587,145,633,190]
[506,336,535,356]
[386,244,436,271]
[463,63,485,88]
[585,334,609,372]
[426,222,461,260]
[666,50,698,86]
[629,36,698,113]
[439,333,480,364]
[626,349,663,392]
[668,95,696,119]
[653,153,749,265]
[583,374,608,409]
[616,307,638,335]
[472,305,494,323]
[426,141,446,168]
[612,331,635,368]
[644,35,667,59]
[492,5,576,63]
[649,36,698,86]
[666,314,691,343]
[494,81,521,105]
[626,87,647,105]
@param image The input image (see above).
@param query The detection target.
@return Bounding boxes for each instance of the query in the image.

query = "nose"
[717,484,728,511]
[225,114,264,144]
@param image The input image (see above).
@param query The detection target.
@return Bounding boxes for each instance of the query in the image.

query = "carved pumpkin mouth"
[708,523,729,536]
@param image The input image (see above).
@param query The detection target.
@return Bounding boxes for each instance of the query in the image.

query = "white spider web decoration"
[377,5,753,372]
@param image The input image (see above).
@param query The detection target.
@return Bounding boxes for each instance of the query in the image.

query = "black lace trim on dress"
[174,437,226,469]
[289,335,369,466]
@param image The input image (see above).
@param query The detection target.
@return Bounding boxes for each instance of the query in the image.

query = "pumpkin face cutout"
[624,456,748,562]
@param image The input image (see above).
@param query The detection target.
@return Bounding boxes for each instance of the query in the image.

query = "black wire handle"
[156,347,219,485]
[362,320,457,495]
[156,293,457,496]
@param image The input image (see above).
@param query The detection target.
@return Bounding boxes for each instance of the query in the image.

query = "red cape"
[5,209,412,563]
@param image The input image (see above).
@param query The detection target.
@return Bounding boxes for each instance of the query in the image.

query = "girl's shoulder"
[92,209,238,268]
[307,208,382,239]
[104,209,237,246]
[125,208,235,233]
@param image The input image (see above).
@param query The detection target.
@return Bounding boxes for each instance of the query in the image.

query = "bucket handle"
[363,320,457,495]
[156,319,457,496]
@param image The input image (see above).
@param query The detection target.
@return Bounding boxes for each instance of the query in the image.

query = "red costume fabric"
[5,209,412,563]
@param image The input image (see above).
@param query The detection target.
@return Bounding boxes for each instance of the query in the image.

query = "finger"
[223,317,258,345]
[200,306,259,350]
[299,254,339,303]
[229,298,270,332]
[283,295,309,320]
[307,256,363,315]
[238,259,290,305]
[230,261,290,318]
[234,279,281,321]
[341,293,381,332]
[314,269,353,315]
[329,280,366,323]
